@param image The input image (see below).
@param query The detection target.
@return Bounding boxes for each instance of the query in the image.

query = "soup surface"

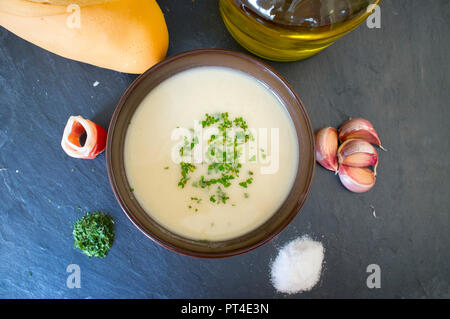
[124,67,299,241]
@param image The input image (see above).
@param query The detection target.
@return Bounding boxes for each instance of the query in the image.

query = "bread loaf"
[0,0,169,74]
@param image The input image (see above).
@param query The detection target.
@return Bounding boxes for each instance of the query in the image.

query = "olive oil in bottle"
[219,0,381,61]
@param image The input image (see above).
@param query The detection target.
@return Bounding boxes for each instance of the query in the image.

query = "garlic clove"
[338,118,385,150]
[315,127,338,172]
[337,139,378,174]
[338,165,376,193]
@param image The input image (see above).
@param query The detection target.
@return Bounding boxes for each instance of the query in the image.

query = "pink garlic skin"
[338,118,383,147]
[337,138,378,173]
[338,165,376,193]
[315,127,338,172]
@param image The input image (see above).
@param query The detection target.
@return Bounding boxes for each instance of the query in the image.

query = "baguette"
[0,0,169,74]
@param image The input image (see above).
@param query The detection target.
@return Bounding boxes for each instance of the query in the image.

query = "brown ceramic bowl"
[106,49,315,258]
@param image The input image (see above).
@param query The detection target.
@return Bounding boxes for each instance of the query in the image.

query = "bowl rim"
[106,48,315,258]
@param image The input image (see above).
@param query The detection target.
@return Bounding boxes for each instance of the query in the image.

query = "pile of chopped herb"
[73,212,115,258]
[174,113,257,208]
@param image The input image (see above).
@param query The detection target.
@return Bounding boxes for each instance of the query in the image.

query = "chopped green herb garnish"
[260,148,267,160]
[233,117,248,130]
[191,136,199,149]
[175,112,256,206]
[198,174,234,189]
[202,113,220,128]
[208,134,217,144]
[178,162,196,188]
[191,197,202,204]
[164,166,169,170]
[244,193,249,198]
[73,212,115,258]
[130,187,134,192]
[218,112,233,131]
[239,177,253,188]
[216,187,229,204]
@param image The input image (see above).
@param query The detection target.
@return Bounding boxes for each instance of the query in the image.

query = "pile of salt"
[270,236,324,294]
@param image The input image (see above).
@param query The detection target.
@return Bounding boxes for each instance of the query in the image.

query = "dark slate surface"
[0,0,449,298]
